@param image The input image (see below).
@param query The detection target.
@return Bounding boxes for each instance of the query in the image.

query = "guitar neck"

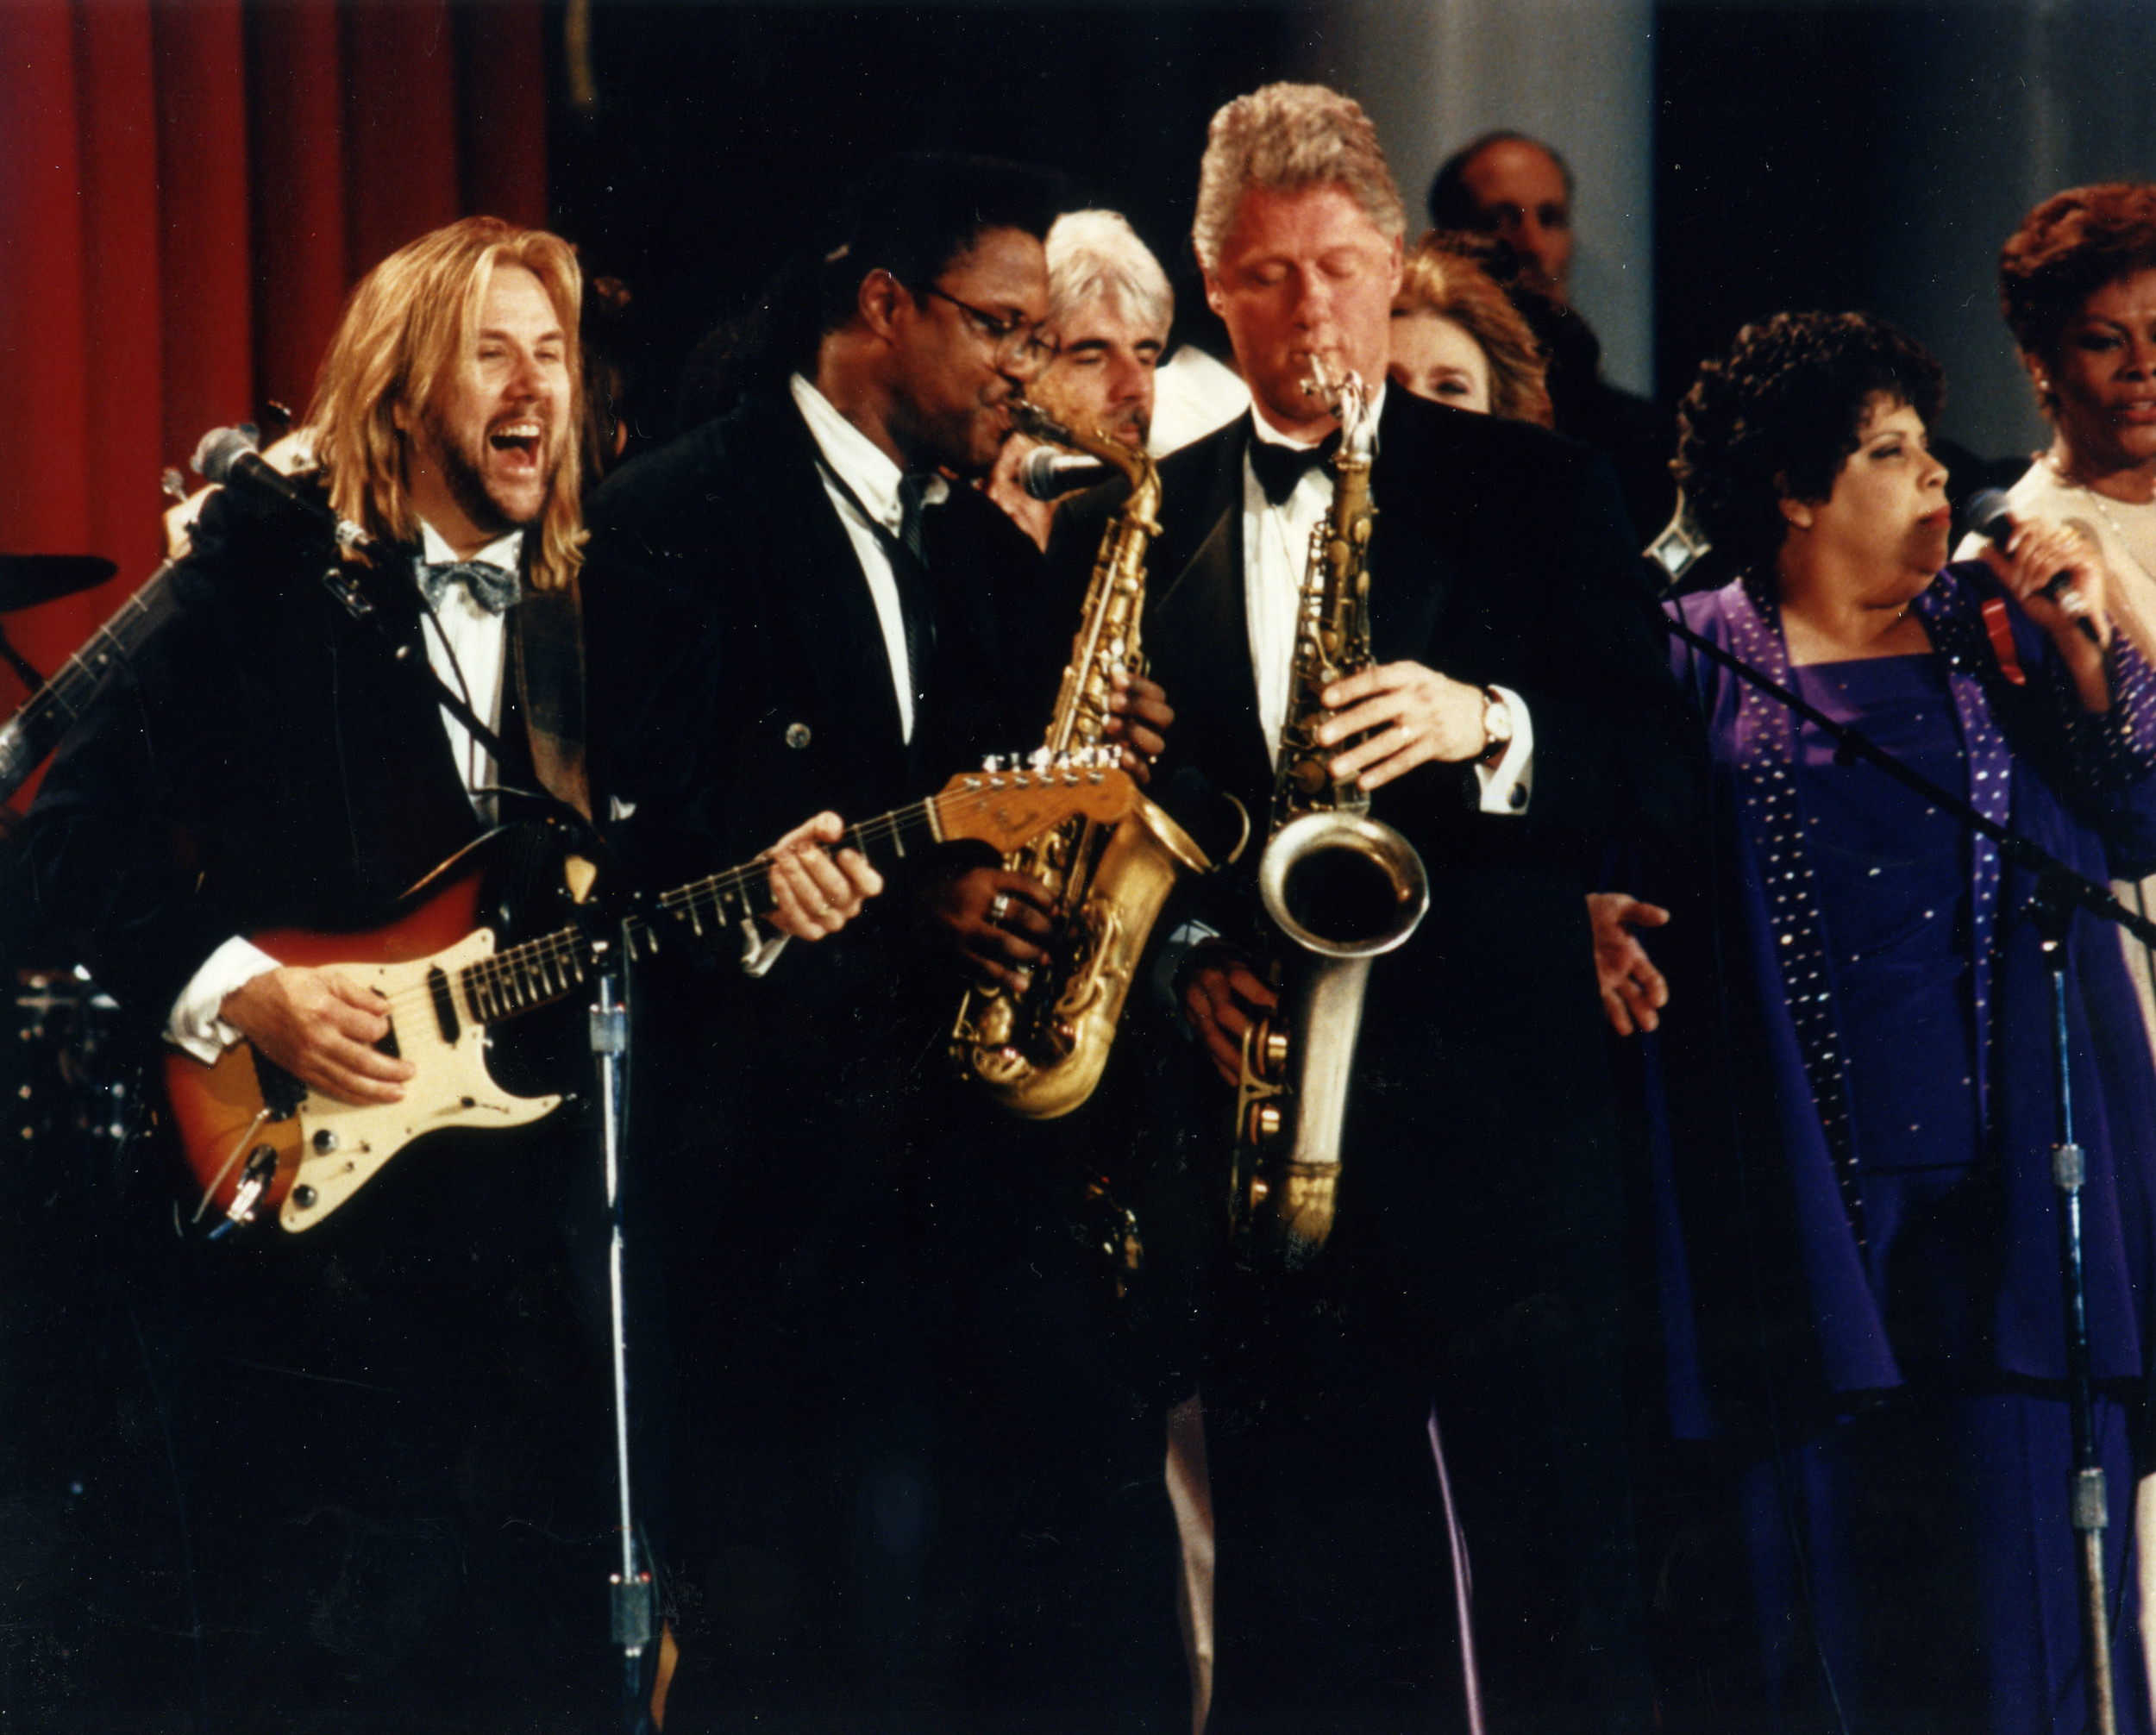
[0,560,180,799]
[455,794,949,1024]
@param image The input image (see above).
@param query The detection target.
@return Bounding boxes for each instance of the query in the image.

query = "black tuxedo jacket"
[582,387,1050,1217]
[16,497,496,1033]
[1055,394,1701,1262]
[586,386,1039,893]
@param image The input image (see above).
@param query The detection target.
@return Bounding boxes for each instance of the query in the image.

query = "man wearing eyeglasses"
[583,153,1184,1731]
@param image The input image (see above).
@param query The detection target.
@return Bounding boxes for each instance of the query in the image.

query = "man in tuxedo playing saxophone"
[14,216,877,1730]
[1050,85,1700,1732]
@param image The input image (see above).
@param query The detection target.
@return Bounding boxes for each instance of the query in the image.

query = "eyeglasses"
[915,284,1055,373]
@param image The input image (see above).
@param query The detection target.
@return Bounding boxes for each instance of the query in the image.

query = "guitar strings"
[317,795,950,1029]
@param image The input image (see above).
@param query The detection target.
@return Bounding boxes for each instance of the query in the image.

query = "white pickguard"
[278,927,561,1231]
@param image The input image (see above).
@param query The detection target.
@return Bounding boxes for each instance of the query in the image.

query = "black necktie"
[891,473,940,737]
[1248,430,1341,507]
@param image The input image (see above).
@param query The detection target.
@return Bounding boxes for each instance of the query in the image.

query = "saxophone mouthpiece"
[1008,398,1073,446]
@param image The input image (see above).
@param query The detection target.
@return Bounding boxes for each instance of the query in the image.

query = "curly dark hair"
[1998,183,2156,413]
[1674,310,1944,573]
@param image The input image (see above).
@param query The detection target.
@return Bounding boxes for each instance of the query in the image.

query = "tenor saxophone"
[951,402,1210,1119]
[1231,360,1430,1264]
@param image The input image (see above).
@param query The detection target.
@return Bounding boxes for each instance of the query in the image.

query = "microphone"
[1019,447,1113,502]
[1964,489,2100,644]
[191,426,386,559]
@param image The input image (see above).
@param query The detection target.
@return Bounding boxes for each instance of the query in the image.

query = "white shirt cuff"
[166,936,283,1062]
[1470,686,1534,815]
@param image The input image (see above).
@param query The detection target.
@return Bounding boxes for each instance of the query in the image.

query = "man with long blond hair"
[15,215,873,1729]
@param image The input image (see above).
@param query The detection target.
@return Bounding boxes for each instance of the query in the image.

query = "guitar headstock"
[932,753,1137,852]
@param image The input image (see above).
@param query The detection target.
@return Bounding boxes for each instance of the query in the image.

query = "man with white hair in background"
[989,207,1175,548]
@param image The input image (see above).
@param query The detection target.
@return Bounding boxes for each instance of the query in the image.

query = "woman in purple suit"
[1650,310,2156,1732]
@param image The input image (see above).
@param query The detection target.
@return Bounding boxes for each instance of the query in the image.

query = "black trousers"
[53,1110,624,1735]
[652,1066,1188,1735]
[1204,1231,1656,1735]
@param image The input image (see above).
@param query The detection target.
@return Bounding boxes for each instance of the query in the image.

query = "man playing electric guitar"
[13,217,879,1732]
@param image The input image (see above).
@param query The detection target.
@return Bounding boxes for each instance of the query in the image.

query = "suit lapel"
[1149,418,1275,804]
[1365,390,1453,667]
[756,396,914,790]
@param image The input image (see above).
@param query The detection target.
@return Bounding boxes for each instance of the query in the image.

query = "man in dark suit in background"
[586,153,1182,1732]
[1429,129,1676,541]
[1054,85,1700,1733]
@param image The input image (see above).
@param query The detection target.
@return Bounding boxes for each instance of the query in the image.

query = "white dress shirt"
[790,373,947,746]
[165,523,524,1061]
[416,519,523,818]
[1242,396,1534,814]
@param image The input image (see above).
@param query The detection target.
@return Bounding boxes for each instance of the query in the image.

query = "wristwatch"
[1477,686,1514,763]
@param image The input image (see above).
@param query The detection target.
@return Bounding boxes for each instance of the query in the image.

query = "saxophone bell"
[1232,811,1428,1263]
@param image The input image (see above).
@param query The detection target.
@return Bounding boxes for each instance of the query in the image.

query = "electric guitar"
[165,761,1136,1236]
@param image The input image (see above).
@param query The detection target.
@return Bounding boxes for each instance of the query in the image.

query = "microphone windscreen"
[1965,488,2014,549]
[191,425,260,485]
[1020,448,1112,502]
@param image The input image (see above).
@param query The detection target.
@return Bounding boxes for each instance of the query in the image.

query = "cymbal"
[0,554,118,613]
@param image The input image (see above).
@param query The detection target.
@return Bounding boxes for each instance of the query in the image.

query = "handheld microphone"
[1019,447,1114,502]
[1964,489,2100,645]
[191,426,385,559]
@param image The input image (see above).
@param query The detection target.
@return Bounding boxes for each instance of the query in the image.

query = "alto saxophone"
[1231,360,1430,1264]
[951,402,1211,1119]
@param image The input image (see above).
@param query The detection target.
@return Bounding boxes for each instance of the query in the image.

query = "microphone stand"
[589,931,655,1732]
[1659,603,2143,1735]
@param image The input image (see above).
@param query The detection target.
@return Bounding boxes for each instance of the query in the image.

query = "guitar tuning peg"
[160,467,187,504]
[1028,747,1051,771]
[981,754,1003,773]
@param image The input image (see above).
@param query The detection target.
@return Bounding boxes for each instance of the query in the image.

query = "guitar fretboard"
[0,561,179,799]
[454,794,950,1024]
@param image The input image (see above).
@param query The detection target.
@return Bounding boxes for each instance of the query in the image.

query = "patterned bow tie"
[419,559,520,616]
[1248,430,1342,507]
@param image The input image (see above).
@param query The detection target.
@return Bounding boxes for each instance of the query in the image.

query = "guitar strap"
[508,572,592,822]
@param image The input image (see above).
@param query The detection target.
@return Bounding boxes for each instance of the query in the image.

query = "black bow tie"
[1248,429,1341,507]
[420,559,519,616]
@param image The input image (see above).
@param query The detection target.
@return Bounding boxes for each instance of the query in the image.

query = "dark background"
[548,1,2156,467]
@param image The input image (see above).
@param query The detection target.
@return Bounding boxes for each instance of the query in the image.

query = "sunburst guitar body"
[164,764,1138,1236]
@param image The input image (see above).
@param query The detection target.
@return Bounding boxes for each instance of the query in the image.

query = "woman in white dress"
[1965,181,2156,1719]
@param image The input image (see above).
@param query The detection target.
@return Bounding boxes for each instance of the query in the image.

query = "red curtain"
[0,0,547,748]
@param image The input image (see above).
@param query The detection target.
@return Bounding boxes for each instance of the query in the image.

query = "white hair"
[1045,209,1173,335]
[1192,83,1405,272]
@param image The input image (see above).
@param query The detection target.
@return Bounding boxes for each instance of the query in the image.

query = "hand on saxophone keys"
[1176,942,1279,1087]
[1314,660,1493,788]
[918,860,1058,994]
[1101,667,1173,784]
